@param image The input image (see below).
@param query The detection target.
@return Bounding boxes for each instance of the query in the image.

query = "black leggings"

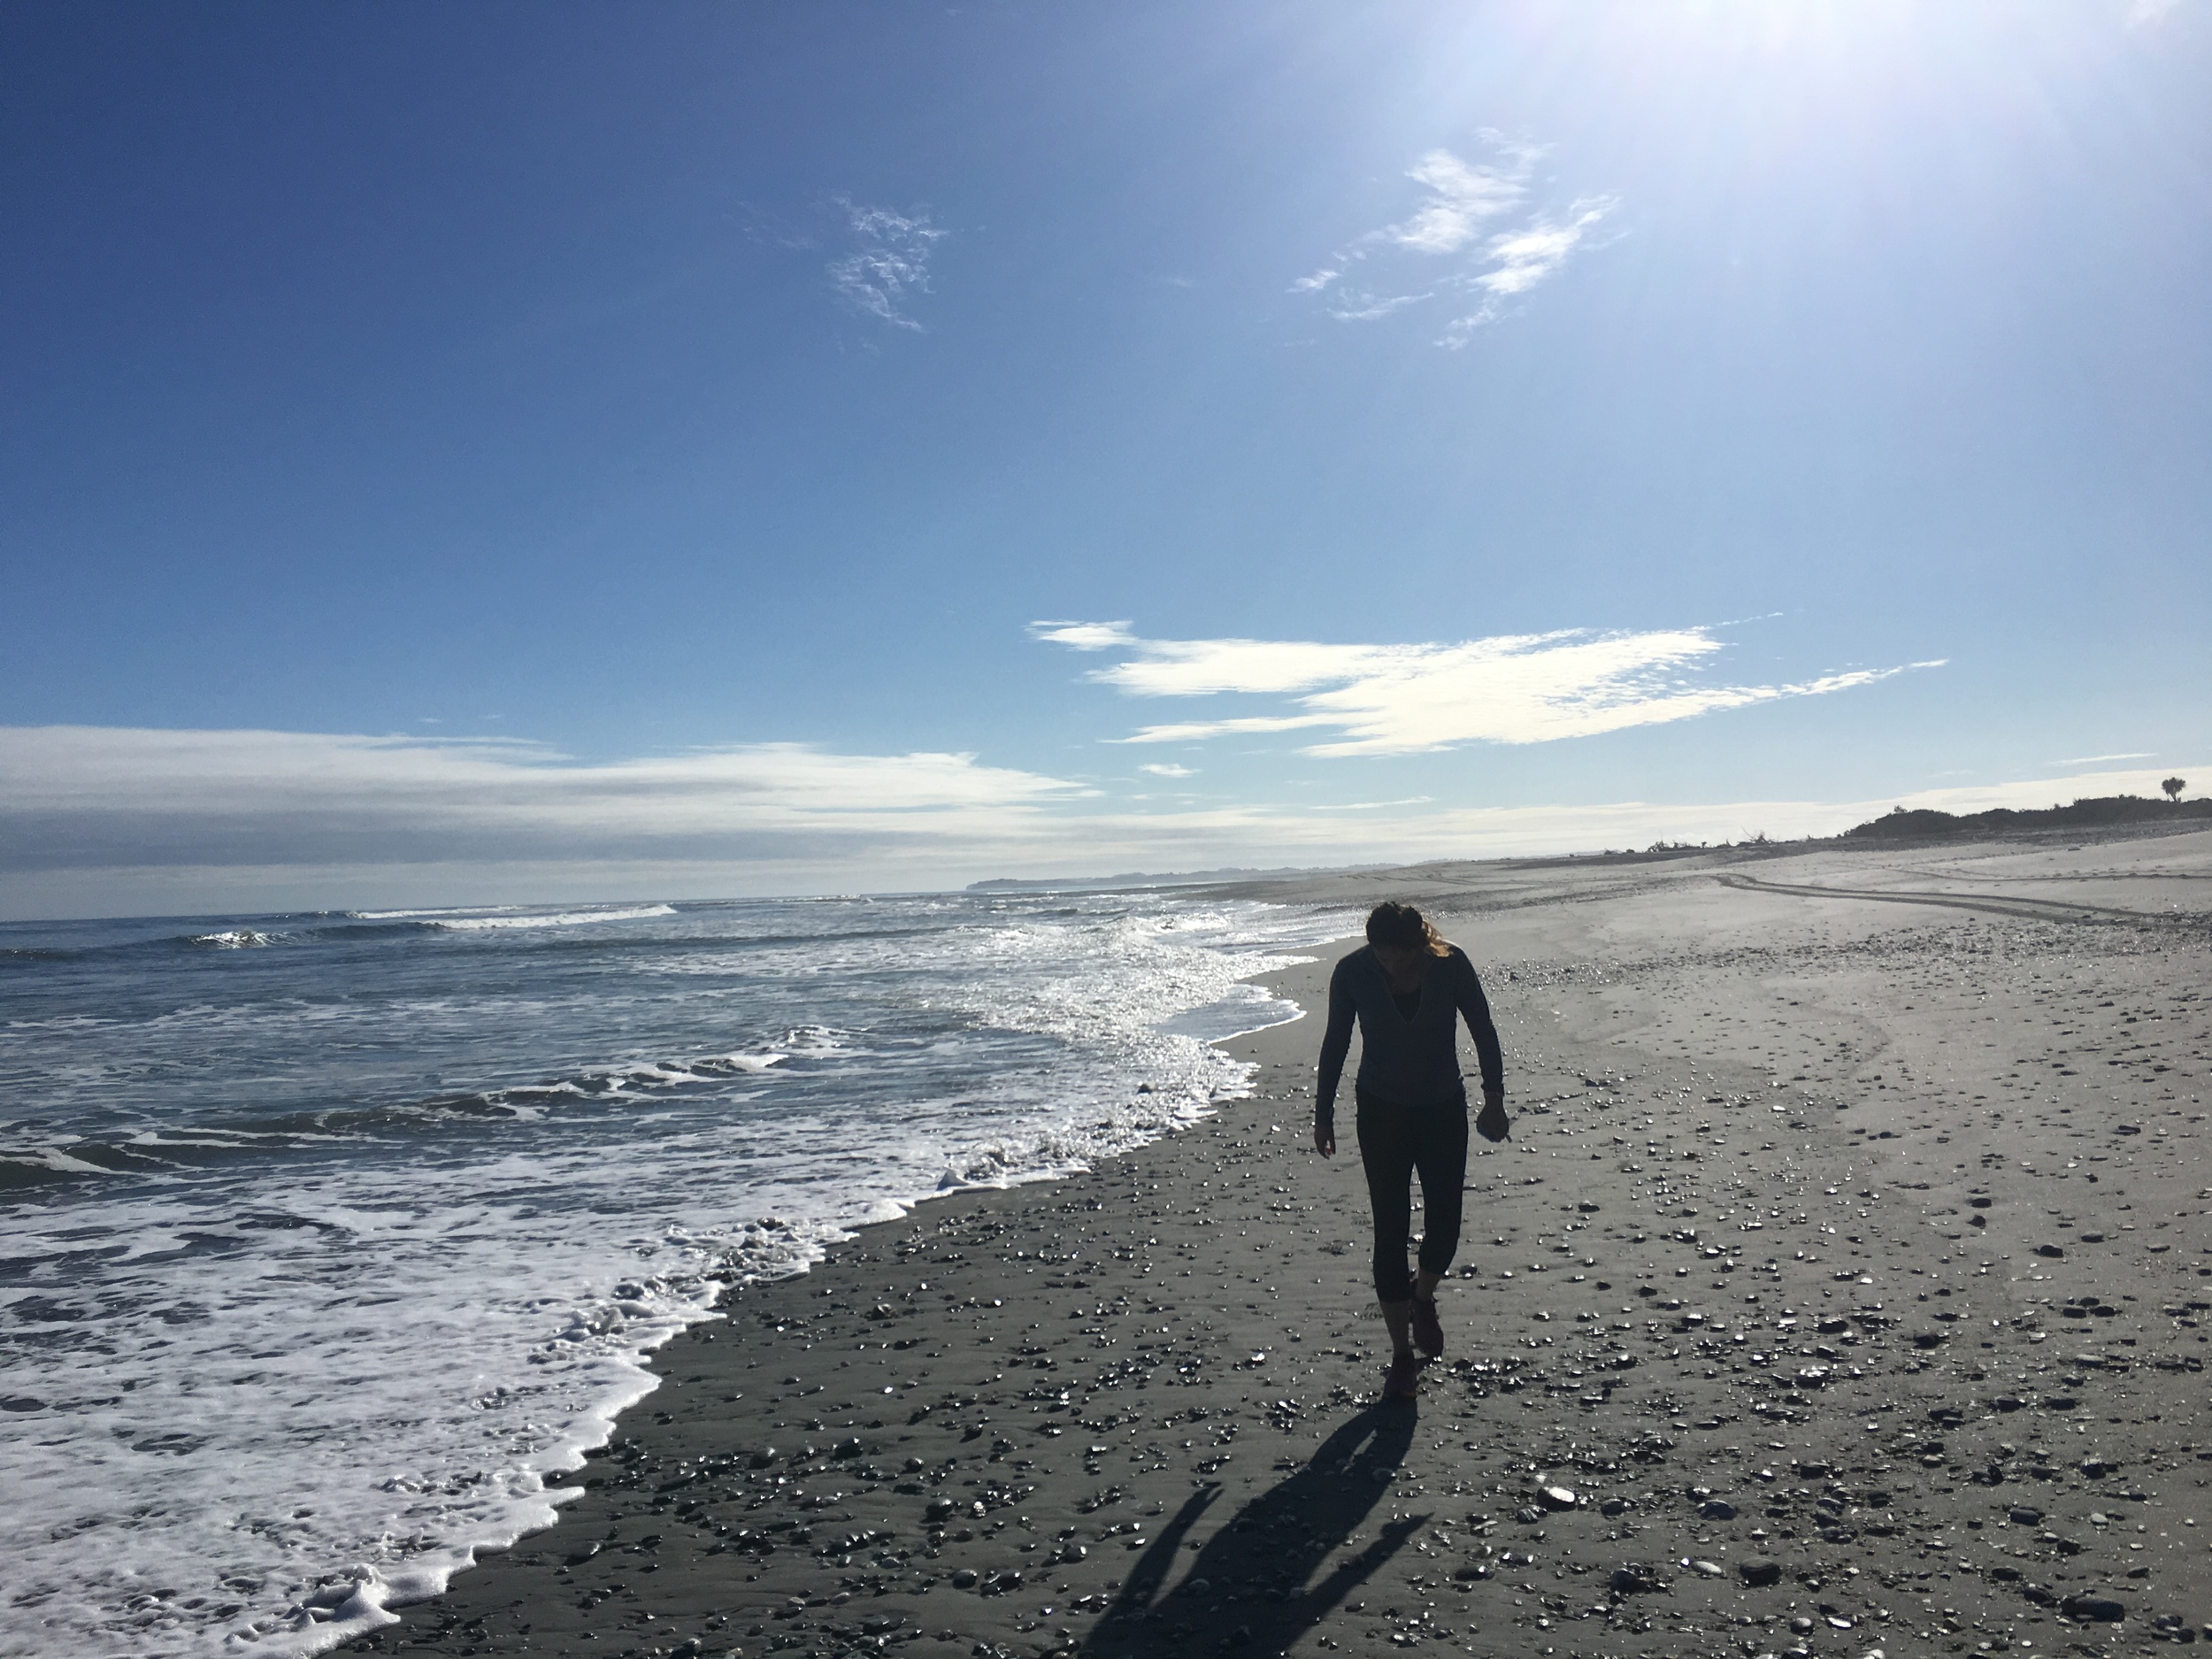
[1356,1087,1469,1302]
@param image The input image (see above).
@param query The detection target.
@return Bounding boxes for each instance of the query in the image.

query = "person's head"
[1365,901,1448,971]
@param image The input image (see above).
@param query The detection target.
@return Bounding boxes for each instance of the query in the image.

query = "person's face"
[1372,942,1425,979]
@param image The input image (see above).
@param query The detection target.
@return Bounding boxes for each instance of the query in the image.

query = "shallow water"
[0,890,1343,1658]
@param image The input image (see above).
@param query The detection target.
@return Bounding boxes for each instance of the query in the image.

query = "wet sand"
[344,826,2212,1659]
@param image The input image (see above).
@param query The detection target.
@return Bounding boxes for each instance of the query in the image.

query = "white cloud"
[1041,622,1932,756]
[2128,0,2179,27]
[1440,195,1621,344]
[1298,138,1617,342]
[1474,202,1612,296]
[0,624,1932,904]
[1327,292,1432,322]
[1386,146,1532,253]
[0,726,2192,921]
[827,200,947,329]
[2058,750,2154,764]
[0,726,1090,886]
[1029,619,1137,651]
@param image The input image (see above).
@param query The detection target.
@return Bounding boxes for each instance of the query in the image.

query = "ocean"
[0,890,1342,1659]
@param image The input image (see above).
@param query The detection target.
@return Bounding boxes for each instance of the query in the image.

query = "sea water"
[0,891,1344,1659]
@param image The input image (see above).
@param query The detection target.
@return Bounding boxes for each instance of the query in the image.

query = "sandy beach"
[343,825,2212,1659]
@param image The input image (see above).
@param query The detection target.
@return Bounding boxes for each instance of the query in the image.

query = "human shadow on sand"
[1081,1403,1425,1656]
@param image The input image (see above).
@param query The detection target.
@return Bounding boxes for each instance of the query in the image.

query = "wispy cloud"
[1032,620,1136,652]
[1383,145,1534,253]
[1139,762,1196,778]
[0,726,1087,878]
[1036,622,1932,757]
[0,726,2188,920]
[1329,292,1432,322]
[1295,136,1618,344]
[827,200,947,329]
[2057,750,2154,764]
[1440,196,1621,342]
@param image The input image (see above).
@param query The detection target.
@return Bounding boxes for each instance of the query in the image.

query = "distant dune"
[1846,793,2210,841]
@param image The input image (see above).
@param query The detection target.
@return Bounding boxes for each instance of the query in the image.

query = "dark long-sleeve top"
[1315,943,1503,1128]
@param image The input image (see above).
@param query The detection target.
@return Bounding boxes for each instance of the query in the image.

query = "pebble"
[2062,1594,2125,1623]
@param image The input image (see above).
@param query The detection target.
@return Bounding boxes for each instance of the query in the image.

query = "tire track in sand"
[1712,872,2190,927]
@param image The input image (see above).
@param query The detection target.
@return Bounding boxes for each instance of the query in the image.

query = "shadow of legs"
[1084,1404,1425,1655]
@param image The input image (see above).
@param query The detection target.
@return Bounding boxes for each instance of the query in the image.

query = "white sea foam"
[0,892,1350,1659]
[426,904,679,931]
[342,902,678,929]
[344,904,526,919]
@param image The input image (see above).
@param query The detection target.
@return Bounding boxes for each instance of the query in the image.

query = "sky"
[2,0,2207,918]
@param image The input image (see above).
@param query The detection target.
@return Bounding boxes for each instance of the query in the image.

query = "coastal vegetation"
[1846,792,2208,841]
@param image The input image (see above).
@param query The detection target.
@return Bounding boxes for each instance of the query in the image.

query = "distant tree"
[2164,776,2187,802]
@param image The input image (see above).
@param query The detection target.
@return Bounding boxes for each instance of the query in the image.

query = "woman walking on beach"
[1315,902,1508,1401]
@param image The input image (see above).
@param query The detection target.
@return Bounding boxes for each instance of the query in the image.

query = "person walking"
[1314,902,1509,1401]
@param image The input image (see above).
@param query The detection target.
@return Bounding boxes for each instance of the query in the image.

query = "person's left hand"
[1314,1123,1336,1157]
[1475,1089,1510,1143]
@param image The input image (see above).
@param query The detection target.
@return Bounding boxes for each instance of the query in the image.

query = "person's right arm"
[1449,948,1510,1141]
[1314,958,1356,1156]
[1448,951,1505,1097]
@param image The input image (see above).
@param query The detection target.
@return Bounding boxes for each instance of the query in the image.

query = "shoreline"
[344,831,2212,1659]
[337,935,1366,1659]
[296,913,1349,1654]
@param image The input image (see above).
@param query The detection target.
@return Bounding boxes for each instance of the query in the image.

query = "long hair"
[1365,901,1448,957]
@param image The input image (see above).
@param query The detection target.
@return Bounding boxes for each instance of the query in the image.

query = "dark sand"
[345,827,2212,1659]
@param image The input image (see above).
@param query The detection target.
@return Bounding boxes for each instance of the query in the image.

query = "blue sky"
[2,1,2207,916]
